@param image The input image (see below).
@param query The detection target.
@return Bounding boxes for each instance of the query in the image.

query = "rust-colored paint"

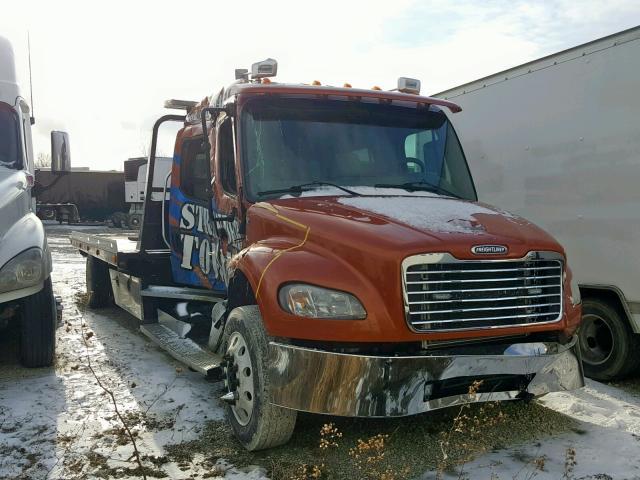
[176,84,580,343]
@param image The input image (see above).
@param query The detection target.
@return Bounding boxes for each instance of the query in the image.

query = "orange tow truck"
[71,60,583,451]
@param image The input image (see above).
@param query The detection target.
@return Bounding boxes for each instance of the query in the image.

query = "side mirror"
[51,131,71,174]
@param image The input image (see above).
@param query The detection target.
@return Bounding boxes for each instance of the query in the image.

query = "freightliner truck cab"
[72,60,584,450]
[0,36,70,367]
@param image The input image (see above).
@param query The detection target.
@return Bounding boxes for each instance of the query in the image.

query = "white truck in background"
[434,26,640,380]
[118,156,172,228]
[0,35,70,366]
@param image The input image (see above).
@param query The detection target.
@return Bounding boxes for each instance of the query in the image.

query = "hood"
[266,194,563,261]
[0,168,41,268]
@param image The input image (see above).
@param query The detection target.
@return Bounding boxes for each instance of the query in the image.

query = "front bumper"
[0,282,44,305]
[267,336,584,417]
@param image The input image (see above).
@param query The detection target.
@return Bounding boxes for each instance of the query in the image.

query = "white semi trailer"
[0,35,70,366]
[434,26,640,380]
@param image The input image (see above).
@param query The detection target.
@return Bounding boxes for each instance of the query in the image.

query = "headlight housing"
[0,248,45,294]
[278,283,367,320]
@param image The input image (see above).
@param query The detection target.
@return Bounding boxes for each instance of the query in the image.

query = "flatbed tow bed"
[70,231,224,376]
[70,231,138,266]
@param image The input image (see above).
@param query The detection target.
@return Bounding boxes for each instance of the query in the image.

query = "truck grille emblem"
[471,245,508,255]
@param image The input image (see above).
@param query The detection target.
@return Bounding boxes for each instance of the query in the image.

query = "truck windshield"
[0,103,21,170]
[241,97,476,201]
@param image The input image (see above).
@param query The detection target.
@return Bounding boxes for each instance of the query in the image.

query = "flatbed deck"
[70,231,140,266]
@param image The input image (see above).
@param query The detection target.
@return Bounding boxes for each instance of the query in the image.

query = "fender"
[0,212,50,278]
[229,202,400,342]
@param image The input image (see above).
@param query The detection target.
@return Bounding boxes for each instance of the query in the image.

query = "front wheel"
[20,277,57,367]
[578,299,640,380]
[221,306,297,451]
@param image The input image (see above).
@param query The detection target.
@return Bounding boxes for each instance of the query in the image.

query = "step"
[141,285,225,303]
[140,323,222,376]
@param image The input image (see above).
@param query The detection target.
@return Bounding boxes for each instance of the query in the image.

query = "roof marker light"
[262,77,272,84]
[343,83,352,88]
[312,80,321,85]
[397,77,421,95]
[251,58,278,79]
[371,86,382,91]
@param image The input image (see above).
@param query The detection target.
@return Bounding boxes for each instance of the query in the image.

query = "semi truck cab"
[72,60,584,450]
[0,36,70,367]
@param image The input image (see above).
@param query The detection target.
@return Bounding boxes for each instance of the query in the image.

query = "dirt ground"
[1,224,640,480]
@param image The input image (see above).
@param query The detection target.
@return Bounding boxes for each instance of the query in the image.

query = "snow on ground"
[0,225,266,480]
[433,381,640,480]
[1,224,640,479]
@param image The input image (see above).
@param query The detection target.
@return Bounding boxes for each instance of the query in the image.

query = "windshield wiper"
[257,181,361,197]
[373,181,460,198]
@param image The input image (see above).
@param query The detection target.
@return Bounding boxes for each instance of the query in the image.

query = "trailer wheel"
[86,257,114,308]
[221,306,297,451]
[578,299,640,380]
[20,277,56,367]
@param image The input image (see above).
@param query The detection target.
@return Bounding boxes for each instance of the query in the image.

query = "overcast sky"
[1,0,639,171]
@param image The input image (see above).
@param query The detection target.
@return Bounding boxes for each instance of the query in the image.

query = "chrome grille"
[402,253,563,332]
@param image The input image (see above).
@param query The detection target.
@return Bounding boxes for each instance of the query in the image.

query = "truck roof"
[230,83,461,112]
[185,81,462,123]
[434,25,640,100]
[0,35,19,104]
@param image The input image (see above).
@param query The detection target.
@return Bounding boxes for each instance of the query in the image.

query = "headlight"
[278,283,367,319]
[0,248,45,294]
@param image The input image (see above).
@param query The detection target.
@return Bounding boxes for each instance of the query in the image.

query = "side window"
[0,104,22,170]
[218,119,237,195]
[180,137,210,201]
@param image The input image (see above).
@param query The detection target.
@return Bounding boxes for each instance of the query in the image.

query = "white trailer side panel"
[434,27,640,327]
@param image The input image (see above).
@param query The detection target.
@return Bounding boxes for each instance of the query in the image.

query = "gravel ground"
[1,224,639,479]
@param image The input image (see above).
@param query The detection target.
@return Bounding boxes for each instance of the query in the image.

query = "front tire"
[578,298,640,380]
[222,306,297,451]
[20,278,57,368]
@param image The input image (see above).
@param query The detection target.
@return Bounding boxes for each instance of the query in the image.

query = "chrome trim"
[267,336,583,417]
[406,274,561,285]
[407,266,560,274]
[401,251,564,333]
[409,293,560,305]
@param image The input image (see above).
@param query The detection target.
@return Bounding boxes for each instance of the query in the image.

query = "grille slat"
[403,257,563,332]
[408,293,560,305]
[406,274,561,285]
[406,284,560,295]
[411,311,560,326]
[406,266,561,274]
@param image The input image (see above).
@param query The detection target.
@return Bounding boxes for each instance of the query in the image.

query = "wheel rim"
[225,332,255,426]
[579,313,614,366]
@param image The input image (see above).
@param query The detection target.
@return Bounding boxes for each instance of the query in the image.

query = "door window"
[218,119,237,195]
[180,137,210,201]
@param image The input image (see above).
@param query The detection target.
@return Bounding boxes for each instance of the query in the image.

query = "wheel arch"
[227,268,257,311]
[579,284,640,333]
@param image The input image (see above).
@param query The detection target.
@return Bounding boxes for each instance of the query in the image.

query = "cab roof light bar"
[164,99,198,110]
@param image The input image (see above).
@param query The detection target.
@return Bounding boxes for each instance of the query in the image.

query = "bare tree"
[36,152,51,168]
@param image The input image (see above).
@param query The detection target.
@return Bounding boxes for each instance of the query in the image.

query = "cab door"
[168,135,223,291]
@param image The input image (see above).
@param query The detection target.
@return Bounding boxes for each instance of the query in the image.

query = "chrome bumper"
[267,336,584,417]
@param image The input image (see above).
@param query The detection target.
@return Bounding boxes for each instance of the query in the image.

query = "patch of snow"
[279,185,442,199]
[0,225,259,480]
[339,195,515,234]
